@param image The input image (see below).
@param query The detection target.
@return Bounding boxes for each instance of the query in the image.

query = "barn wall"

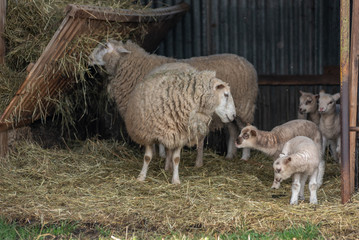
[143,0,341,130]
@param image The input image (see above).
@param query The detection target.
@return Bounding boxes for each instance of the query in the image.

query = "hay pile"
[1,139,358,239]
[1,0,149,132]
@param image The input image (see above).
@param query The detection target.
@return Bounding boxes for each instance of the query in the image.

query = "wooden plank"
[340,0,351,204]
[258,73,339,85]
[0,0,6,64]
[349,0,359,195]
[0,130,8,158]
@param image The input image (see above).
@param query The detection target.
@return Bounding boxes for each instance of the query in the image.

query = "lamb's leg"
[225,122,238,159]
[159,144,166,159]
[298,173,308,201]
[309,170,319,204]
[290,173,301,205]
[336,136,341,164]
[317,160,325,188]
[328,140,338,162]
[165,148,173,171]
[137,145,153,181]
[235,121,251,160]
[195,138,204,168]
[322,136,328,156]
[171,147,182,184]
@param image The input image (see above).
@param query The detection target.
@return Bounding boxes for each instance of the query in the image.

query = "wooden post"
[0,0,6,64]
[349,0,359,195]
[340,0,351,204]
[0,130,8,158]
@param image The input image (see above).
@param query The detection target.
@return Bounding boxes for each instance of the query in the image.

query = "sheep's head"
[271,156,292,189]
[211,77,236,123]
[88,40,131,75]
[318,90,340,114]
[298,90,318,114]
[235,125,258,149]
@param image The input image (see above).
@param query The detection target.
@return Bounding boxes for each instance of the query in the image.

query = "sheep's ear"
[319,89,325,95]
[250,129,256,137]
[315,94,319,100]
[115,45,131,54]
[284,157,292,164]
[299,90,304,95]
[333,93,341,101]
[279,153,286,158]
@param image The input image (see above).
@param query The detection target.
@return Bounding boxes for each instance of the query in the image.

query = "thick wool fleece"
[124,67,228,149]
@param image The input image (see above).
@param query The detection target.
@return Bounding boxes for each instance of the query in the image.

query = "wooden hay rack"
[0,2,189,156]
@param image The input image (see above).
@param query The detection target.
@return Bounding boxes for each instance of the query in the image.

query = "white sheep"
[124,63,236,184]
[298,90,320,125]
[235,119,322,159]
[89,40,258,166]
[271,136,324,204]
[318,90,341,162]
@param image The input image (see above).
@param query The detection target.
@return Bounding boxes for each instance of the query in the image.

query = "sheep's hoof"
[240,158,249,161]
[194,162,203,168]
[298,195,305,201]
[225,154,234,159]
[290,200,298,205]
[137,175,146,182]
[171,179,181,185]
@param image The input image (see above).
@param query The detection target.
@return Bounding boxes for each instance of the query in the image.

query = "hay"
[0,139,358,239]
[2,0,150,133]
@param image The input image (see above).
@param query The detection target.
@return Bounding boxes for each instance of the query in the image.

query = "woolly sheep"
[89,40,258,166]
[271,136,324,205]
[318,90,341,162]
[235,119,322,159]
[124,63,236,184]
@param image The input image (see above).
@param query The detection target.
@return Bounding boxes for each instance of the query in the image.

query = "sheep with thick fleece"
[298,90,320,125]
[271,136,324,204]
[89,40,258,165]
[235,119,322,159]
[124,63,236,184]
[318,90,341,162]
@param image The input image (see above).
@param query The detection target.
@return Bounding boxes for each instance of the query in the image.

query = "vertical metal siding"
[141,0,340,131]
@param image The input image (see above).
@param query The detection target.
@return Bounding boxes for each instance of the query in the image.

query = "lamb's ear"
[250,129,257,137]
[333,93,341,101]
[319,89,326,95]
[315,94,319,100]
[284,157,292,164]
[115,45,131,54]
[299,90,304,95]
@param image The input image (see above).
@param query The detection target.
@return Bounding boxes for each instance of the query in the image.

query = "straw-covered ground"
[0,139,358,239]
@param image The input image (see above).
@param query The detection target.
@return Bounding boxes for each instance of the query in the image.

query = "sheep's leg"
[309,170,319,204]
[290,173,301,205]
[322,136,328,156]
[171,147,182,184]
[165,148,173,171]
[317,160,325,188]
[195,138,204,168]
[225,122,239,159]
[336,136,341,164]
[298,173,308,201]
[137,145,153,182]
[159,144,166,159]
[328,140,338,162]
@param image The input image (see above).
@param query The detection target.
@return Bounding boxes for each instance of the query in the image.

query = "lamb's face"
[235,125,257,148]
[318,90,340,114]
[214,81,236,123]
[88,40,131,67]
[271,156,292,189]
[298,91,318,114]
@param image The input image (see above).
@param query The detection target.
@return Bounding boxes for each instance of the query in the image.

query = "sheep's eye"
[243,133,249,139]
[306,100,312,105]
[276,168,281,173]
[224,93,229,98]
[328,101,333,105]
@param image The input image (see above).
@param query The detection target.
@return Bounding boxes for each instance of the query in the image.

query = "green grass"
[0,218,323,240]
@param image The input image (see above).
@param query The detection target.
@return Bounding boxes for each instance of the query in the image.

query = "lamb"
[235,119,322,159]
[318,90,341,162]
[124,63,236,184]
[298,90,320,125]
[89,39,258,166]
[271,136,324,205]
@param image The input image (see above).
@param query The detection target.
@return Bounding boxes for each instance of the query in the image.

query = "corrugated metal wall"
[143,0,340,131]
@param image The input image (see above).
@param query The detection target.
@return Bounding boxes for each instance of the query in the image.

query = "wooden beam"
[340,0,351,204]
[0,0,6,64]
[349,0,359,195]
[0,130,8,158]
[258,74,339,85]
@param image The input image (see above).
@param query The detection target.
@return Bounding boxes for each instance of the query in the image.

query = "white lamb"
[318,90,341,162]
[124,63,236,184]
[271,136,324,205]
[235,119,322,159]
[298,90,320,125]
[89,40,258,166]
